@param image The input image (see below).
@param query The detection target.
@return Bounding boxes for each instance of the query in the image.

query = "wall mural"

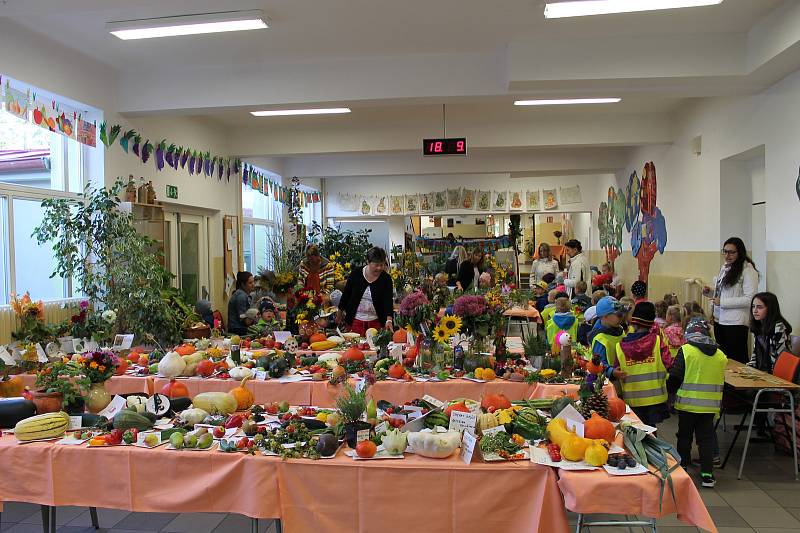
[598,186,625,266]
[627,162,668,283]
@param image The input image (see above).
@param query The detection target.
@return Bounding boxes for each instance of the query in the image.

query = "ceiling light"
[108,10,268,40]
[250,108,352,117]
[544,0,723,19]
[514,98,621,106]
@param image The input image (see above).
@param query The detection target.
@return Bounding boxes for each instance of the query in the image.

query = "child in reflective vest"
[667,317,727,488]
[614,302,672,427]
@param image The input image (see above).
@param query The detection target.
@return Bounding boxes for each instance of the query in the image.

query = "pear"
[184,434,198,449]
[197,433,213,449]
[170,432,184,449]
[144,434,160,447]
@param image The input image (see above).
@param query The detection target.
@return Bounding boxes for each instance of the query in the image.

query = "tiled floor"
[1,413,797,532]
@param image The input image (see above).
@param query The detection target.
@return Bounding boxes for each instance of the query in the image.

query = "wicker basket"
[183,325,211,340]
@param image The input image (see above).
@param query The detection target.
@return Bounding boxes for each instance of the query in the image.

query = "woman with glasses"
[703,237,759,363]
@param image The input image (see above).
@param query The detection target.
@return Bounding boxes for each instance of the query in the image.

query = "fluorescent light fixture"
[250,108,352,117]
[108,10,268,40]
[514,98,621,106]
[544,0,723,18]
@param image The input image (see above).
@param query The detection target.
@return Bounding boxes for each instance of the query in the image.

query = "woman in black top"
[227,271,255,335]
[456,249,485,292]
[336,247,394,336]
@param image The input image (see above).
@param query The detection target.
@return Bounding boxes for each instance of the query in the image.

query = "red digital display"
[423,137,467,156]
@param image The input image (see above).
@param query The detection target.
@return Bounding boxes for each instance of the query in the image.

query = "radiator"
[0,298,84,345]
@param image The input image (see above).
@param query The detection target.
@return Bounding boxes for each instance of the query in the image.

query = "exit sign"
[423,137,467,156]
[166,185,178,199]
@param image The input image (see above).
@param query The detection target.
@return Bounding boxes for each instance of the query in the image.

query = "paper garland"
[420,193,433,214]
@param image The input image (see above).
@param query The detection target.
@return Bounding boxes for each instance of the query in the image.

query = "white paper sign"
[274,331,293,344]
[460,430,477,464]
[0,346,15,365]
[69,416,83,430]
[403,404,423,413]
[98,395,127,419]
[35,344,48,363]
[375,421,389,434]
[389,413,407,423]
[555,404,585,437]
[421,395,445,410]
[449,410,477,433]
[112,334,134,351]
[482,425,506,436]
[254,370,268,381]
[356,428,371,443]
[355,379,367,393]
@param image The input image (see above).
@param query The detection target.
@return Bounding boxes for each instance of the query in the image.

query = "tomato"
[355,440,377,458]
[236,438,249,450]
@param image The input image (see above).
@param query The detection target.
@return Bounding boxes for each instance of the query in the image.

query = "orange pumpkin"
[481,393,511,412]
[175,344,196,356]
[607,397,627,422]
[586,359,604,375]
[584,412,616,443]
[445,401,470,417]
[392,329,408,343]
[340,347,365,363]
[216,360,229,371]
[309,333,328,344]
[405,345,418,359]
[115,359,129,376]
[388,363,406,379]
[0,376,24,397]
[127,352,142,364]
[197,359,216,378]
[230,377,255,410]
[161,378,189,398]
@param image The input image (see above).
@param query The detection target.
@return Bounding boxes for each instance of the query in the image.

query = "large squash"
[584,412,615,443]
[340,347,365,363]
[192,391,237,415]
[230,377,255,410]
[607,397,627,422]
[309,333,328,344]
[14,411,69,441]
[0,376,24,397]
[480,393,511,412]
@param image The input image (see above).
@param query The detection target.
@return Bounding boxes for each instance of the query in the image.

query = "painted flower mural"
[627,162,667,283]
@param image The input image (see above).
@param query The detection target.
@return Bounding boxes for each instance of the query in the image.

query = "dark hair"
[721,237,757,288]
[471,248,485,267]
[554,291,569,300]
[565,239,582,252]
[750,292,792,337]
[365,247,388,265]
[542,273,556,284]
[235,271,253,291]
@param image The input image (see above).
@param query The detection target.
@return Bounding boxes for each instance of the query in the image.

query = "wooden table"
[721,360,800,479]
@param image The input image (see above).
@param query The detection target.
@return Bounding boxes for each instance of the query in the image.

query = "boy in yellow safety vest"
[546,297,578,346]
[667,316,727,488]
[588,296,627,380]
[614,302,673,427]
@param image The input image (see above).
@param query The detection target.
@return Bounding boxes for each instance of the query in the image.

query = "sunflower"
[432,325,449,343]
[440,315,462,336]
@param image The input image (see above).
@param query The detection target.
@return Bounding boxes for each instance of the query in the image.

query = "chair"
[734,352,799,479]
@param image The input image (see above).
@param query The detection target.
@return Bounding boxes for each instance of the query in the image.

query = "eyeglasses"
[721,249,738,256]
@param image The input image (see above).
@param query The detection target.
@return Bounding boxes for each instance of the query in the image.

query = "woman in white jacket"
[562,239,592,298]
[529,242,560,285]
[703,237,760,363]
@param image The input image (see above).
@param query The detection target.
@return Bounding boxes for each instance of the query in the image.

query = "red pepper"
[106,429,124,445]
[224,415,244,429]
[236,438,250,450]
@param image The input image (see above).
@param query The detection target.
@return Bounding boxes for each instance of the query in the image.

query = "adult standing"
[456,248,485,292]
[529,242,560,285]
[703,237,759,363]
[444,245,468,287]
[337,247,394,336]
[227,271,255,335]
[298,244,336,295]
[562,239,592,298]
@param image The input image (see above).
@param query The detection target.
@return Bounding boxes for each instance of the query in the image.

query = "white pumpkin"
[228,366,253,380]
[342,332,361,340]
[126,395,148,409]
[158,351,186,378]
[179,408,210,426]
[317,352,341,369]
[326,336,345,345]
[406,430,461,458]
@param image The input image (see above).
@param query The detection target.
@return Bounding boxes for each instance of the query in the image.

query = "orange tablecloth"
[0,435,569,533]
[503,307,542,323]
[530,382,618,400]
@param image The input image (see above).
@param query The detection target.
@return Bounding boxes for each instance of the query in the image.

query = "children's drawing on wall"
[598,186,625,267]
[626,162,667,283]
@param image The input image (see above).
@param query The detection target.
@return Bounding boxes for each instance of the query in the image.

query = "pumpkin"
[482,368,496,381]
[560,434,590,462]
[114,359,129,376]
[340,347,365,363]
[392,329,408,343]
[388,363,406,379]
[158,351,186,378]
[584,440,610,466]
[607,397,627,422]
[584,412,615,443]
[161,378,189,398]
[309,333,328,344]
[197,359,216,378]
[229,366,253,380]
[480,393,511,412]
[230,377,255,410]
[0,376,24,398]
[405,346,418,360]
[445,401,470,417]
[586,358,604,375]
[175,344,196,356]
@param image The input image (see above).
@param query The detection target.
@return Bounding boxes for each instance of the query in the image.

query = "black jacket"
[338,268,394,326]
[457,260,481,291]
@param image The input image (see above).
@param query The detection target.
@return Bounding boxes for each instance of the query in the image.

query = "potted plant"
[34,360,86,414]
[336,383,371,448]
[523,334,550,370]
[72,350,119,413]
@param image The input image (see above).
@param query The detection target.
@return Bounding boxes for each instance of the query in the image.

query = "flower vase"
[464,336,489,372]
[85,382,111,414]
[416,335,433,371]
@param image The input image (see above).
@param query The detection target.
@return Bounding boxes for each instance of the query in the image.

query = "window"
[0,104,97,303]
[242,171,283,274]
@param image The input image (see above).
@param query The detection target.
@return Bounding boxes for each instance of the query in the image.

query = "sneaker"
[701,473,716,488]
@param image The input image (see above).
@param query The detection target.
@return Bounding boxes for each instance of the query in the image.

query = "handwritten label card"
[421,395,445,410]
[374,421,389,434]
[460,430,477,464]
[69,416,83,430]
[98,395,127,419]
[449,410,477,434]
[356,428,371,443]
[254,370,268,381]
[112,334,134,351]
[0,346,15,365]
[482,425,506,436]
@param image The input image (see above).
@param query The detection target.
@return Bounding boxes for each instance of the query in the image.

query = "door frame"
[163,210,210,302]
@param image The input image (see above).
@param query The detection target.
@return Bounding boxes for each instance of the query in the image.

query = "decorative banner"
[477,190,490,211]
[375,195,388,215]
[3,81,29,119]
[447,188,461,209]
[405,194,419,214]
[461,189,475,210]
[390,195,404,215]
[415,235,512,254]
[76,118,96,147]
[492,190,507,211]
[31,95,56,132]
[560,184,582,205]
[526,190,540,211]
[359,196,373,216]
[543,189,558,210]
[510,191,523,211]
[434,191,447,212]
[420,192,433,214]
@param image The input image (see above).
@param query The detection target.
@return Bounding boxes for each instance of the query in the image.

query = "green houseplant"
[33,180,185,344]
[336,383,371,448]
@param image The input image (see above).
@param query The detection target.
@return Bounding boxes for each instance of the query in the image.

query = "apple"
[213,426,225,438]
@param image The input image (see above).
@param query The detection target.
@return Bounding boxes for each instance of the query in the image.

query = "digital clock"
[423,137,467,156]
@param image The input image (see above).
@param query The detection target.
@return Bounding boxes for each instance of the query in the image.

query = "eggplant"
[81,413,110,429]
[180,148,189,169]
[243,165,249,184]
[141,140,153,164]
[292,418,326,431]
[132,135,141,157]
[164,144,175,168]
[204,156,212,177]
[195,153,203,175]
[218,158,224,180]
[0,398,36,428]
[225,159,231,181]
[188,152,196,175]
[167,397,192,414]
[155,142,165,170]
